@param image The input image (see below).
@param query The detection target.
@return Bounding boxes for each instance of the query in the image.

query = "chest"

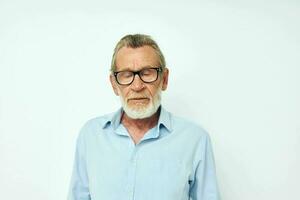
[85,134,195,200]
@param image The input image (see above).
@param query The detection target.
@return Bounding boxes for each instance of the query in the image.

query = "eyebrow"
[116,65,156,72]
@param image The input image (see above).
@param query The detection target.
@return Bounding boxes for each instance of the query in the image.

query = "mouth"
[127,97,150,104]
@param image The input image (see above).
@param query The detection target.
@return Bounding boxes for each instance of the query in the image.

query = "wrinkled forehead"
[115,46,160,71]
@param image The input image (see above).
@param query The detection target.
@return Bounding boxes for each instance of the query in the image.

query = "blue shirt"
[68,107,220,200]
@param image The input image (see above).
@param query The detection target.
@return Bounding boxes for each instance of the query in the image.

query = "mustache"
[126,94,150,100]
[127,96,149,99]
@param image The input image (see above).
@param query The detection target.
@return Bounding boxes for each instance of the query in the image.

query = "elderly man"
[68,34,221,200]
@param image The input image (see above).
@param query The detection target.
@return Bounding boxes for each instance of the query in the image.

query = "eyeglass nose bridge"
[130,71,144,84]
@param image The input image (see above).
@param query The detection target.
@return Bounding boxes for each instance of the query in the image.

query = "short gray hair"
[110,34,166,72]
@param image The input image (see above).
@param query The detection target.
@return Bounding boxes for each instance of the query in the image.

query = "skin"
[110,45,169,144]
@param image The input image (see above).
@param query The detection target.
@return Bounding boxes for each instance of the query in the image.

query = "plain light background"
[0,0,299,200]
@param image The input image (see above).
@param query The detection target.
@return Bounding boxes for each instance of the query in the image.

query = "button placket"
[127,145,139,200]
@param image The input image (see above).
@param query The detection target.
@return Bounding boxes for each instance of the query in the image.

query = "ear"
[110,74,119,96]
[161,68,169,91]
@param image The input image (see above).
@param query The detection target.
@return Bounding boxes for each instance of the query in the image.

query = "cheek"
[117,88,130,98]
[153,80,163,92]
[148,86,161,98]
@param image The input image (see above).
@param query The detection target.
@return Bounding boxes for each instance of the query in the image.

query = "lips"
[129,97,148,100]
[127,97,150,103]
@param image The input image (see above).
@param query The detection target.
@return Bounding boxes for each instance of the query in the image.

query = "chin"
[120,89,162,119]
[122,101,161,119]
[124,105,156,119]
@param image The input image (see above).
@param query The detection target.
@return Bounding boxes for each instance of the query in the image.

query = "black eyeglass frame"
[113,67,163,85]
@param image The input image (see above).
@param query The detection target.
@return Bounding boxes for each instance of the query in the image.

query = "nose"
[130,74,145,91]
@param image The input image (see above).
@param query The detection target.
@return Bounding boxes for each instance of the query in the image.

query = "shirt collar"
[101,107,122,130]
[101,106,173,133]
[157,106,173,132]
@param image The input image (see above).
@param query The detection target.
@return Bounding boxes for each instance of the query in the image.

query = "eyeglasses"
[113,67,162,85]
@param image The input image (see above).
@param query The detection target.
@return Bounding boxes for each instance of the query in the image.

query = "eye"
[119,71,133,78]
[141,68,153,76]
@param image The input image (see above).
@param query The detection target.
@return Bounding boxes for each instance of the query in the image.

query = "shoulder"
[170,112,210,140]
[168,112,213,161]
[83,113,113,128]
[77,111,115,138]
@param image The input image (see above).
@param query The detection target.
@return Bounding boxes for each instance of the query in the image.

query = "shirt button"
[129,190,134,197]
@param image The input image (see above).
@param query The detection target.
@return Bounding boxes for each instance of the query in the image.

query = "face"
[110,46,169,119]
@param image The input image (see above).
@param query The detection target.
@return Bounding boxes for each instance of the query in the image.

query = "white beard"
[120,89,162,119]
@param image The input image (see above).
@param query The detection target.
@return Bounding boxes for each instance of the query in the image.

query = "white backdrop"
[1,1,299,200]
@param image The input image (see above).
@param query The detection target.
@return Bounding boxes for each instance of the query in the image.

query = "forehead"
[115,46,160,71]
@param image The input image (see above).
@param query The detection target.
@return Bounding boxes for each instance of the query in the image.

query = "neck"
[121,109,160,131]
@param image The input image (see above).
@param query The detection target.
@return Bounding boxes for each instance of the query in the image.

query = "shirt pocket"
[136,158,189,199]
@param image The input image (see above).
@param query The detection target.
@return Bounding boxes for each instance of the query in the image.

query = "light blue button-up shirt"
[68,107,220,200]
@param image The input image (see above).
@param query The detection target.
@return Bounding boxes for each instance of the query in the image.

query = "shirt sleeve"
[68,125,91,200]
[189,133,221,200]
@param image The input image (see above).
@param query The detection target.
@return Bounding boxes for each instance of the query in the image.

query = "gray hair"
[110,34,166,72]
